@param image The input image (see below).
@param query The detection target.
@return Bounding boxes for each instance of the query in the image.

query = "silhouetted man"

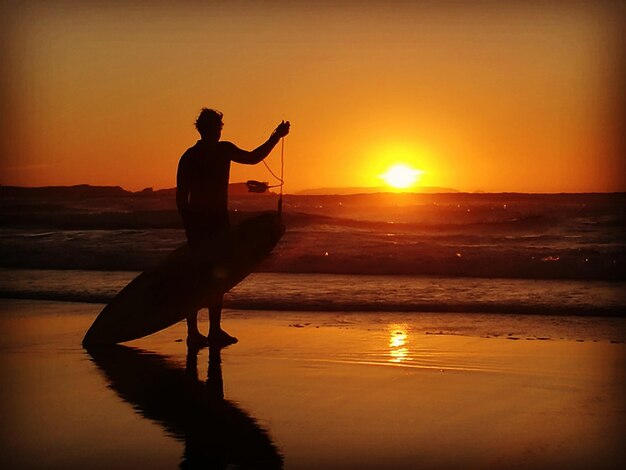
[177,108,290,347]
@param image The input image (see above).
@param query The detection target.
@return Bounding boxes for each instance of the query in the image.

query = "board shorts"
[184,211,230,248]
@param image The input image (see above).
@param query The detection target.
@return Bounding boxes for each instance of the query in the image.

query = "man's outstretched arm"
[229,121,290,165]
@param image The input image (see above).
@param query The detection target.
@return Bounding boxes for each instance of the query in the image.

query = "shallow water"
[1,269,625,317]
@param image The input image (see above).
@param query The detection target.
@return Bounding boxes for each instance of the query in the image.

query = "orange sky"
[1,1,624,193]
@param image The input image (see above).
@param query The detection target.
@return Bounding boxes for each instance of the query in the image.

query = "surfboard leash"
[246,130,285,215]
[278,136,284,215]
[247,136,285,215]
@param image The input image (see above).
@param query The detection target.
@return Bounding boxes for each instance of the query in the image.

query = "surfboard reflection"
[86,345,283,469]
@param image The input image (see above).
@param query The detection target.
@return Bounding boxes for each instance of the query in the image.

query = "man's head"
[195,108,223,141]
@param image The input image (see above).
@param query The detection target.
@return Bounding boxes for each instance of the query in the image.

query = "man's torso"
[180,140,232,217]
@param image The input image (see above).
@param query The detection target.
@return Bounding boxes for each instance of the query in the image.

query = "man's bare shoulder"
[183,142,200,153]
[218,141,246,158]
[218,141,238,150]
[179,141,203,159]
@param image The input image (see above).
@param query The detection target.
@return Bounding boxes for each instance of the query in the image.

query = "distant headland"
[0,183,271,199]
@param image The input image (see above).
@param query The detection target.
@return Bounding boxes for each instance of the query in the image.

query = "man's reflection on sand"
[87,346,283,469]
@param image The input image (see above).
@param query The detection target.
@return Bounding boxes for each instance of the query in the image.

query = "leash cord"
[261,136,285,213]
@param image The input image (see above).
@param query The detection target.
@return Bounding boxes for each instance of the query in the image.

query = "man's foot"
[208,329,238,348]
[186,331,208,349]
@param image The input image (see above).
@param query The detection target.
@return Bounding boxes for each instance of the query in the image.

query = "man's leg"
[186,310,208,348]
[208,295,238,346]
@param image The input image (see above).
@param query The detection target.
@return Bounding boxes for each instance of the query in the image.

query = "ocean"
[0,187,624,317]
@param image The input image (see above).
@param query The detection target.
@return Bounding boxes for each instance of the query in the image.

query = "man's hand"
[273,120,290,139]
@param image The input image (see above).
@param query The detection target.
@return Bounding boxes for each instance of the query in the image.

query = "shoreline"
[1,298,625,344]
[2,270,625,319]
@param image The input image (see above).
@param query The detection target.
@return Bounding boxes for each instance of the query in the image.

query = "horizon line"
[1,182,625,196]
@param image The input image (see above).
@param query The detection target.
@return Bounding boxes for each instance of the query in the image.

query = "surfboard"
[82,212,284,346]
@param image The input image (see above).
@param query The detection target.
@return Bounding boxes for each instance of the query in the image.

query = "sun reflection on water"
[389,324,411,363]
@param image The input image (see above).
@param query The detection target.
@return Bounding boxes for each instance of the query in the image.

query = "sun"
[380,164,423,190]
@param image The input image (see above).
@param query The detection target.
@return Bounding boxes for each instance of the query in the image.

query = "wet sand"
[0,299,624,469]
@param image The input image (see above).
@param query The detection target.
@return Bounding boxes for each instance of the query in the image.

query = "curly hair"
[195,108,223,136]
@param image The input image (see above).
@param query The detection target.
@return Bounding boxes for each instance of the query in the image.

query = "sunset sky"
[1,0,624,193]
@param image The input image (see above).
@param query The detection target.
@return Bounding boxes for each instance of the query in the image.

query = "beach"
[1,299,624,469]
